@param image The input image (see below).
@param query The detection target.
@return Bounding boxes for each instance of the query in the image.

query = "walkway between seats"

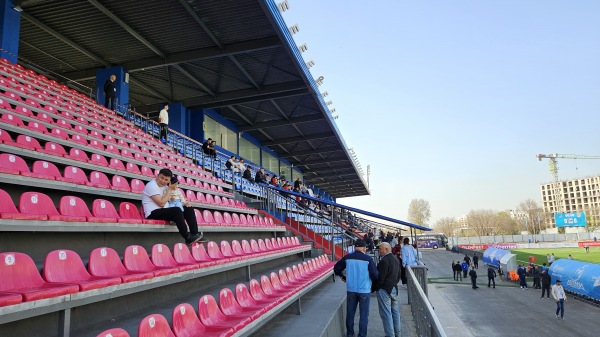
[421,249,600,337]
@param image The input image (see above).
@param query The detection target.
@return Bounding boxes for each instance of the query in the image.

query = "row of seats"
[0,189,265,227]
[0,152,243,209]
[95,254,334,337]
[0,118,227,189]
[0,237,306,307]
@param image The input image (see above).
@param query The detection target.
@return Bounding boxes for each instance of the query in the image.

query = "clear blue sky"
[282,0,600,226]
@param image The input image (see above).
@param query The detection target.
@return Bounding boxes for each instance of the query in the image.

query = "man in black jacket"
[103,74,117,110]
[540,269,551,299]
[242,166,255,183]
[255,168,267,184]
[487,264,496,288]
[376,242,401,337]
[469,266,479,289]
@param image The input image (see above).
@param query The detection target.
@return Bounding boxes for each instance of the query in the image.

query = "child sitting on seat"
[165,177,184,211]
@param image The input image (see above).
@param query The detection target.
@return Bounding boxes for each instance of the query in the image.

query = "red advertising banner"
[578,241,600,247]
[458,243,517,250]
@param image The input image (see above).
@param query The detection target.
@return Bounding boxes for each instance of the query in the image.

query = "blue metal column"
[95,66,129,112]
[167,102,187,134]
[188,109,204,143]
[0,0,21,64]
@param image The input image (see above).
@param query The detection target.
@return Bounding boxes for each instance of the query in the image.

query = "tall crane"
[536,153,600,220]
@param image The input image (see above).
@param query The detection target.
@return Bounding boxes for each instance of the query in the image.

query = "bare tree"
[517,199,544,234]
[434,217,457,237]
[408,199,431,228]
[495,211,520,234]
[465,209,498,236]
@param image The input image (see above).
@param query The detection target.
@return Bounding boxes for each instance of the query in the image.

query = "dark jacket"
[376,253,401,295]
[255,171,266,184]
[104,79,116,97]
[453,263,462,272]
[541,271,551,286]
[487,266,496,278]
[517,267,526,278]
[473,256,479,263]
[469,269,477,279]
[243,168,253,181]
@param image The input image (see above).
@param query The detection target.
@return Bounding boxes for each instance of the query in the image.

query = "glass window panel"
[239,138,260,164]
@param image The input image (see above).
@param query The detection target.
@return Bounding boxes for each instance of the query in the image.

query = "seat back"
[241,240,253,254]
[172,243,196,265]
[1,112,24,126]
[219,288,244,316]
[202,210,215,224]
[206,241,225,260]
[59,196,93,217]
[270,272,284,291]
[205,194,215,204]
[89,171,111,188]
[0,153,29,174]
[90,153,109,167]
[197,295,227,326]
[63,166,89,184]
[250,240,260,253]
[141,166,154,177]
[260,275,277,295]
[231,213,240,224]
[119,202,143,220]
[130,179,145,193]
[138,314,175,337]
[43,249,92,283]
[185,190,197,202]
[249,279,267,301]
[239,214,248,226]
[123,245,154,272]
[50,128,69,140]
[190,243,213,263]
[70,134,88,145]
[151,244,178,268]
[196,192,207,203]
[68,148,89,161]
[222,212,233,224]
[95,328,130,337]
[264,239,274,251]
[0,252,45,290]
[213,195,222,205]
[220,241,236,258]
[0,128,12,143]
[45,142,67,156]
[257,239,268,252]
[231,240,245,256]
[30,161,60,180]
[93,199,121,219]
[0,188,20,214]
[172,303,206,337]
[213,211,224,224]
[111,175,131,192]
[19,191,60,217]
[126,162,141,174]
[88,139,105,151]
[109,158,126,170]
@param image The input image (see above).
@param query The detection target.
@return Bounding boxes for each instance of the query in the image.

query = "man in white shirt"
[142,168,202,245]
[158,104,169,142]
[552,279,567,319]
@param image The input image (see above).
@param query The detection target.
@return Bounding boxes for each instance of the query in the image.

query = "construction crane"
[536,153,600,220]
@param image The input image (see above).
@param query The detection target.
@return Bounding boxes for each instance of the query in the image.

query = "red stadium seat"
[185,189,197,202]
[58,196,104,222]
[138,314,176,337]
[88,139,105,151]
[0,128,13,144]
[13,105,34,117]
[14,134,45,152]
[50,127,69,140]
[70,133,88,146]
[119,202,145,224]
[219,287,263,321]
[44,141,68,157]
[0,153,47,179]
[36,112,55,124]
[55,118,72,129]
[205,241,227,263]
[92,199,120,222]
[235,283,274,311]
[172,303,234,337]
[25,120,48,134]
[260,275,285,302]
[0,292,22,307]
[202,210,216,225]
[1,112,25,127]
[151,244,197,272]
[123,245,179,277]
[109,158,126,170]
[43,249,122,291]
[130,179,145,193]
[141,165,154,177]
[88,247,154,283]
[198,295,249,332]
[19,191,84,222]
[196,192,207,204]
[0,252,79,302]
[95,328,130,337]
[72,124,88,134]
[126,162,141,174]
[65,148,89,163]
[219,241,241,261]
[249,279,280,309]
[0,188,45,220]
[111,175,131,192]
[213,211,224,224]
[205,194,215,204]
[90,153,109,167]
[172,243,205,268]
[60,166,91,185]
[190,243,217,266]
[120,148,134,159]
[231,213,241,225]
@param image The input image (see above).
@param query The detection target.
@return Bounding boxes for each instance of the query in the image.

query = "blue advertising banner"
[554,212,587,227]
[483,247,509,267]
[549,259,600,300]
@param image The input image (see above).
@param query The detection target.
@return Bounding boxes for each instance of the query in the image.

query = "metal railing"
[406,265,447,337]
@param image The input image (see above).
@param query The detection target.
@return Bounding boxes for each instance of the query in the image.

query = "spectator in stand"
[202,138,217,158]
[294,178,301,190]
[540,269,551,299]
[333,239,378,337]
[103,74,117,110]
[487,264,496,288]
[376,242,401,337]
[243,166,255,183]
[165,177,184,211]
[255,168,267,183]
[225,156,239,173]
[142,169,203,245]
[401,237,418,288]
[158,104,169,142]
[236,158,246,172]
[270,175,278,186]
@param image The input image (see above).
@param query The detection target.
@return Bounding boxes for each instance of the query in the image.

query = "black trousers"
[159,123,168,140]
[147,206,198,239]
[400,265,407,285]
[104,95,115,110]
[541,285,551,298]
[454,270,462,280]
[471,277,478,288]
[488,277,495,287]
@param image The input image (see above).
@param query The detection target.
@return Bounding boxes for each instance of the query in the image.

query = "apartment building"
[540,175,600,226]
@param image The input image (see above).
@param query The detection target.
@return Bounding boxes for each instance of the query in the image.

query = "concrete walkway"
[422,249,600,337]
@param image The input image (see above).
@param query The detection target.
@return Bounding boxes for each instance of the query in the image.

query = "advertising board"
[554,212,586,227]
[548,259,600,300]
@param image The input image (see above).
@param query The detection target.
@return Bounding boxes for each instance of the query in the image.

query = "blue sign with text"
[554,212,586,227]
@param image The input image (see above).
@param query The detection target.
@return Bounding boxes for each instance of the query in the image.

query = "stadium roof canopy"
[16,0,369,198]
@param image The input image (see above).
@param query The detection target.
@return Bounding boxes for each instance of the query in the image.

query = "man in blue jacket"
[334,239,378,337]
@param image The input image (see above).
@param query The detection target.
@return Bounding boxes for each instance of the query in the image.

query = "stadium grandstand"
[0,1,433,336]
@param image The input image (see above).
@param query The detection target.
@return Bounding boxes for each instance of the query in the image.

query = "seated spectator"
[270,175,278,186]
[142,169,203,245]
[243,165,255,183]
[236,158,246,172]
[255,168,267,183]
[202,138,217,158]
[165,177,184,211]
[225,156,239,173]
[294,178,301,190]
[282,182,292,190]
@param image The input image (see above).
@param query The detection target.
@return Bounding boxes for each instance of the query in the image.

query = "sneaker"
[556,315,560,319]
[185,233,203,245]
[561,317,564,320]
